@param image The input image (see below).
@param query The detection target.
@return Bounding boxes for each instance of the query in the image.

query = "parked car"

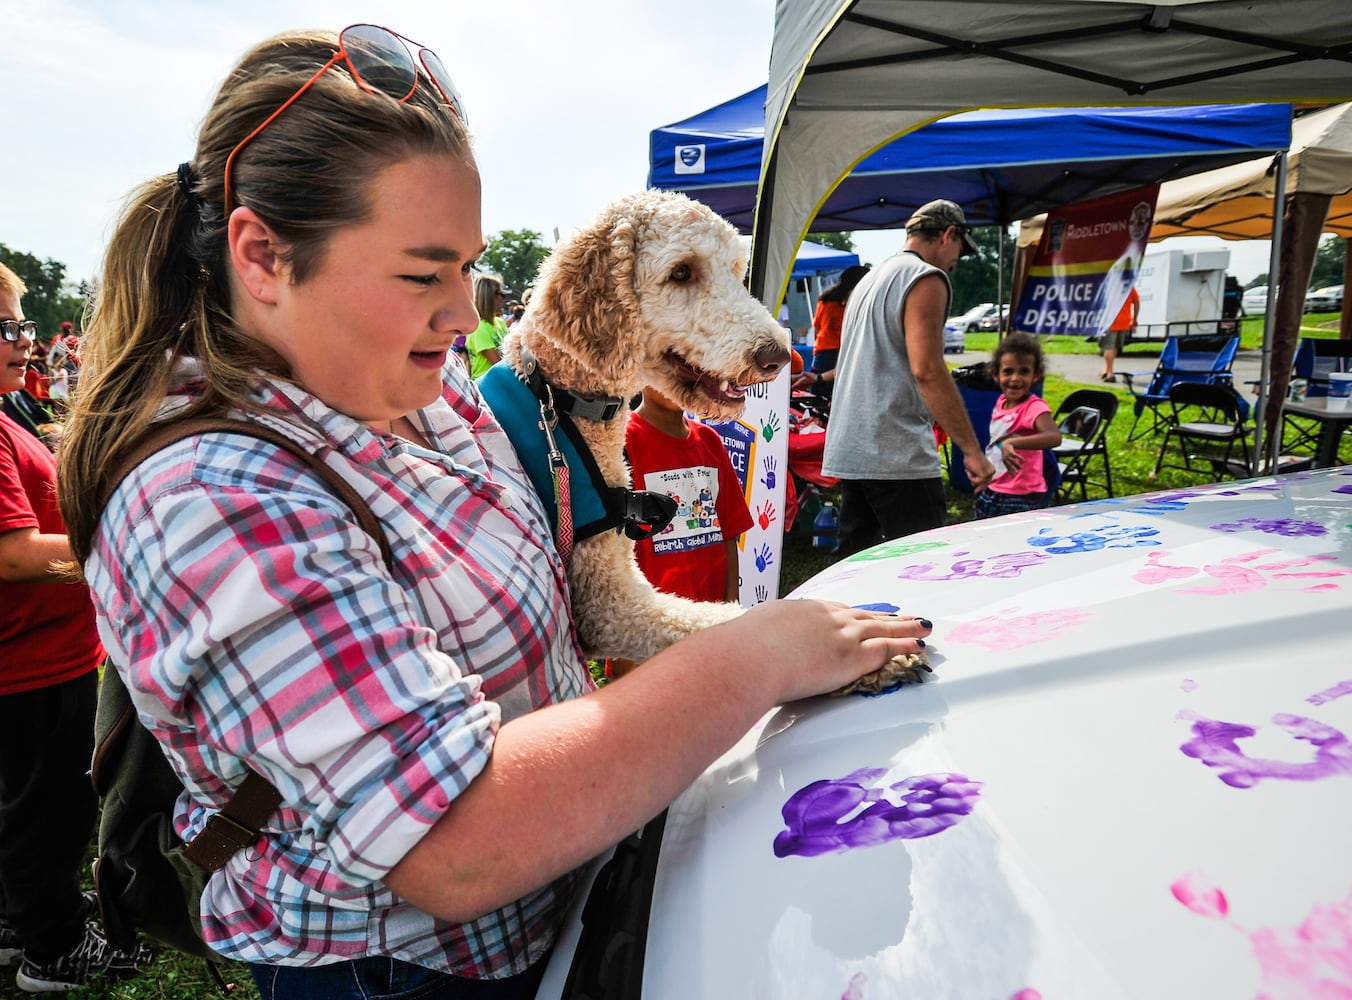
[1305,283,1344,313]
[943,303,991,353]
[1241,284,1268,313]
[977,303,1011,332]
[538,468,1352,1000]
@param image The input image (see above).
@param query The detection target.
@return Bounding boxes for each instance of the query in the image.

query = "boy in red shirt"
[625,385,754,603]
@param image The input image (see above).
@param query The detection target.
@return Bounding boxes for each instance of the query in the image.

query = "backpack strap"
[102,416,396,872]
[105,417,394,572]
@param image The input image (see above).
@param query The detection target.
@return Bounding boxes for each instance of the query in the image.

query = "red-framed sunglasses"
[222,24,467,221]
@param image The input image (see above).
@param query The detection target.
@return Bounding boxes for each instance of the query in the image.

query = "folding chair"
[1153,381,1252,480]
[1270,336,1346,462]
[1122,334,1242,442]
[1050,388,1118,502]
[1293,337,1352,398]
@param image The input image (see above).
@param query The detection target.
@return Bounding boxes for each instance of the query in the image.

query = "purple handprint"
[1179,711,1352,788]
[775,768,983,858]
[760,455,777,491]
[1209,516,1328,537]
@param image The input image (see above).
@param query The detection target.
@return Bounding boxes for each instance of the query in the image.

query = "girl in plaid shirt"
[57,27,932,1000]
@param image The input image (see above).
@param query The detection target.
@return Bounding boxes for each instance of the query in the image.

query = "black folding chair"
[1122,335,1242,442]
[1051,389,1118,502]
[1153,381,1252,480]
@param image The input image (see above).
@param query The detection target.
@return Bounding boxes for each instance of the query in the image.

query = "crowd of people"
[1,24,930,998]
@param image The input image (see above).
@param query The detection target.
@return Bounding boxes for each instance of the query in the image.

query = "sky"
[0,0,1275,293]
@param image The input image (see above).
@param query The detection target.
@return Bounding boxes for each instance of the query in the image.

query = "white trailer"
[1132,247,1230,341]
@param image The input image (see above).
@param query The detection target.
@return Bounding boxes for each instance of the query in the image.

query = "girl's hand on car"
[717,599,932,704]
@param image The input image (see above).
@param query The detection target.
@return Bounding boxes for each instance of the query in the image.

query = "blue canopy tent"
[650,87,1292,234]
[783,239,859,280]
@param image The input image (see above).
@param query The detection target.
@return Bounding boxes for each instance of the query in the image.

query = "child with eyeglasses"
[57,27,930,1000]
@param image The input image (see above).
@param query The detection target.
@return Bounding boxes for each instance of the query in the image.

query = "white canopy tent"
[749,0,1352,313]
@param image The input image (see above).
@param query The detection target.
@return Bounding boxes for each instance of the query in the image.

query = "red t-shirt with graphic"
[626,412,753,602]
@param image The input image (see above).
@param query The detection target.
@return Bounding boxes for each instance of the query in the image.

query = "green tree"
[0,243,87,341]
[806,232,856,252]
[948,225,1017,316]
[482,230,550,297]
[1309,234,1347,288]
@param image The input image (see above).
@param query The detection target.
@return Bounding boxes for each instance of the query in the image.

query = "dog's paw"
[831,652,932,697]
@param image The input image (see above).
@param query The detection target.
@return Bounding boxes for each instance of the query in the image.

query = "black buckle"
[618,489,678,541]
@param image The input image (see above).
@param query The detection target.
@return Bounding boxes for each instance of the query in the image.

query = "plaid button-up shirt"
[86,361,593,977]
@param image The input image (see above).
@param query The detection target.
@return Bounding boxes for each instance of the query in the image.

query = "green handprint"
[760,410,781,442]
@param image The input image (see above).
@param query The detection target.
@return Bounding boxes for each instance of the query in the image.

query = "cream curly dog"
[482,190,788,664]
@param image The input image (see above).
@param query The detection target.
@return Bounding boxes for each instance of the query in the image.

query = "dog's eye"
[669,264,692,283]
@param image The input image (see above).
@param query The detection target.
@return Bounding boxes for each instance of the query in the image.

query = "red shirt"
[1109,287,1140,332]
[812,299,846,353]
[0,412,103,693]
[24,366,49,401]
[626,412,754,602]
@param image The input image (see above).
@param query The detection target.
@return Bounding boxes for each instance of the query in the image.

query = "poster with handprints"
[707,368,789,604]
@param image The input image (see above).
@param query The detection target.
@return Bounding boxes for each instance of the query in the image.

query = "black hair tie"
[176,162,205,208]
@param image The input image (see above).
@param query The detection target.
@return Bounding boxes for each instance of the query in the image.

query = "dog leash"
[536,382,576,565]
[513,347,678,566]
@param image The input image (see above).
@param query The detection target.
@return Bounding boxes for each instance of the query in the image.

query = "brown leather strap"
[106,417,394,572]
[182,771,285,872]
[107,416,397,871]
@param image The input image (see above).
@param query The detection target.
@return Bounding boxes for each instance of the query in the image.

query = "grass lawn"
[5,318,1345,1000]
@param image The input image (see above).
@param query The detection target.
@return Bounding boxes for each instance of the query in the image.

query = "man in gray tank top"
[821,199,996,559]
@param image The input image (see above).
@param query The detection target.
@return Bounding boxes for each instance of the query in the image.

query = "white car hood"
[543,469,1352,999]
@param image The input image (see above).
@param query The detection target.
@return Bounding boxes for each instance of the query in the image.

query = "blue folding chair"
[1279,338,1352,463]
[1292,337,1352,397]
[1121,334,1244,442]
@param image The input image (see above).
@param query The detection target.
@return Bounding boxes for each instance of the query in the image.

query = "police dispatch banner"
[1014,185,1159,338]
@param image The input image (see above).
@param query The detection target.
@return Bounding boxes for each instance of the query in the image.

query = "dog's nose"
[754,343,794,378]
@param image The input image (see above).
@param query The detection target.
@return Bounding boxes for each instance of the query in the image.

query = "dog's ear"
[536,213,642,370]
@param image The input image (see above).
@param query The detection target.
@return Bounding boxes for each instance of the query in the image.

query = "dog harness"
[478,358,677,566]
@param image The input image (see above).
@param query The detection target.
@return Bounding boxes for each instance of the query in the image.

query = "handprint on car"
[774,768,982,858]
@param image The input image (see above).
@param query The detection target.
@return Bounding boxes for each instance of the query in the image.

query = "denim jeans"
[250,955,548,1000]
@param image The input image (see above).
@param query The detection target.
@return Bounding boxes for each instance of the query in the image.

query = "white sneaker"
[15,921,151,993]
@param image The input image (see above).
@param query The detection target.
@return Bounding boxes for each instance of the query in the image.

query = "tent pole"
[998,227,1006,324]
[1255,150,1287,474]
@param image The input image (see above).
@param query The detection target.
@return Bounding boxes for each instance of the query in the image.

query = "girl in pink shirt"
[974,333,1063,520]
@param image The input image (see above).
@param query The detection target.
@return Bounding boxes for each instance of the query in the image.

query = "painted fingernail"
[918,618,933,629]
[916,639,926,648]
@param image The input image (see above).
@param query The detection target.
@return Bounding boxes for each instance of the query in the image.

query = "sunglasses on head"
[222,24,467,222]
[0,320,38,343]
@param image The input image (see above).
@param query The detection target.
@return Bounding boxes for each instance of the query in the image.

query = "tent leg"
[1255,152,1286,474]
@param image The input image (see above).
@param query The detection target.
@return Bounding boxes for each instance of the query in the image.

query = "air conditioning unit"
[1180,250,1230,273]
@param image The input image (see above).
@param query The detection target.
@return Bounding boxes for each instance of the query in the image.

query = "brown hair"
[988,331,1047,380]
[59,29,475,565]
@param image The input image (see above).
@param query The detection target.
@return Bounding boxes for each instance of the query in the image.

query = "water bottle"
[813,501,839,549]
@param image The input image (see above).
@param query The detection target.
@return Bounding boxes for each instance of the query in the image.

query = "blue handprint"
[754,543,775,573]
[760,455,777,491]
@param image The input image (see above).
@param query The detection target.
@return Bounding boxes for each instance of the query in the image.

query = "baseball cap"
[906,199,980,257]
